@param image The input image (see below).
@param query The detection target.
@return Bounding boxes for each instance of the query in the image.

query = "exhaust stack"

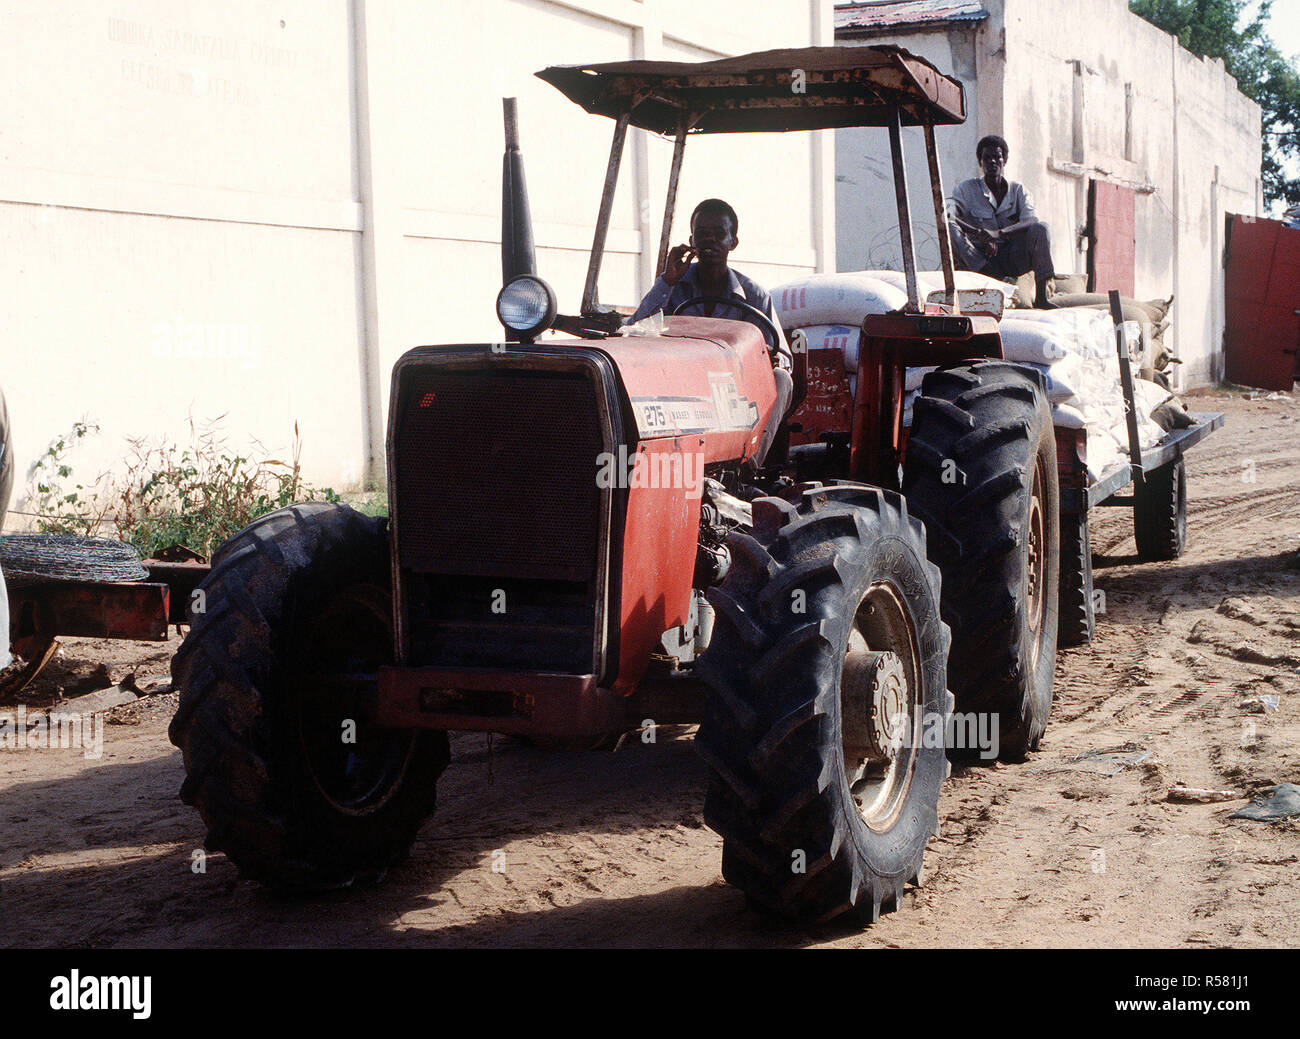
[501,97,536,289]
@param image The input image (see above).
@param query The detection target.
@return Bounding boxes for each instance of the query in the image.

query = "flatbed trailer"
[1052,297,1223,645]
[1079,412,1224,509]
[2,556,209,697]
[783,288,1224,649]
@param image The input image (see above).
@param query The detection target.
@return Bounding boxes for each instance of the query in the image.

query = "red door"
[1088,180,1136,297]
[1224,214,1300,391]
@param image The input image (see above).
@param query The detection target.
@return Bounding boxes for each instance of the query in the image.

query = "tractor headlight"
[496,275,557,338]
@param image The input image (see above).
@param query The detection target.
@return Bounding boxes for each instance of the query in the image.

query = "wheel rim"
[293,586,418,815]
[840,582,923,831]
[1026,454,1047,670]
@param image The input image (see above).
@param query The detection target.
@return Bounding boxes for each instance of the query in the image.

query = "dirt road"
[3,392,1298,948]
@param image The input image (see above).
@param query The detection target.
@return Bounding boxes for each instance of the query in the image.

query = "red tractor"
[169,45,1059,925]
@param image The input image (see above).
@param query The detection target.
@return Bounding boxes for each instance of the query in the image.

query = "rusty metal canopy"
[536,45,965,134]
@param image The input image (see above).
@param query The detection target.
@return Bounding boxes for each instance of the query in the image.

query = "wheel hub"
[843,649,909,763]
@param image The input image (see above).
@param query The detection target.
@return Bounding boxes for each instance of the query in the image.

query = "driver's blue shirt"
[627,263,788,369]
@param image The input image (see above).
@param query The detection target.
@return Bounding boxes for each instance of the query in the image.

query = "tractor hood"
[579,315,777,465]
[392,315,778,469]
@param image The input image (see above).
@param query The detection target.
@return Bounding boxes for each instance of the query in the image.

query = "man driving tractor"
[629,197,792,465]
[629,198,790,367]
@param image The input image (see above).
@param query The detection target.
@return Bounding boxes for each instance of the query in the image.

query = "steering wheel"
[671,295,785,362]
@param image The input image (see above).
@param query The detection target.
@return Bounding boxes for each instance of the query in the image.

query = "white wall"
[833,0,1262,389]
[0,0,834,523]
[1001,0,1262,389]
[1,0,369,506]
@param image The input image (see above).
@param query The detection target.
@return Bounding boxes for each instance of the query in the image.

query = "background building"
[835,0,1264,389]
[0,0,834,501]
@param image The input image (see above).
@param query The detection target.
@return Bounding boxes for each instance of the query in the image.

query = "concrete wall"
[0,0,834,525]
[834,0,1262,389]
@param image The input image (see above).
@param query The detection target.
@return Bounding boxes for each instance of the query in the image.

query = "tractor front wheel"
[169,503,449,890]
[695,485,951,925]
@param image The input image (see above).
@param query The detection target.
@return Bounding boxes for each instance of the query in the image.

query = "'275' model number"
[641,403,668,430]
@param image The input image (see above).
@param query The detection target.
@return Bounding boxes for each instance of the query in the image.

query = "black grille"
[393,363,609,674]
[395,368,604,582]
[405,573,597,672]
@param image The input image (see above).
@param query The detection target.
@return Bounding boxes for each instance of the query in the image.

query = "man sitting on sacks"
[628,198,792,464]
[948,135,1057,309]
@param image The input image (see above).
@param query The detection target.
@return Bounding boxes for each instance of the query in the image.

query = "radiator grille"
[395,368,605,582]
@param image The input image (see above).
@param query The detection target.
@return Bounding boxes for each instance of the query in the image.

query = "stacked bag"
[997,308,1168,478]
[1045,291,1175,382]
[772,269,1177,480]
[774,268,1010,411]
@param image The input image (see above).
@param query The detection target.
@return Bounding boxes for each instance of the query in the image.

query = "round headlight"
[496,275,557,337]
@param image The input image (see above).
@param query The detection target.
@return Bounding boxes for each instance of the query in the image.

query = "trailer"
[1,540,208,698]
[782,284,1223,649]
[1053,291,1223,644]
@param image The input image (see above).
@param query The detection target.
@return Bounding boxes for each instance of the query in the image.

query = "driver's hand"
[663,244,694,285]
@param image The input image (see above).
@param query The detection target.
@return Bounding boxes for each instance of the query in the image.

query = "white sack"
[1134,378,1174,415]
[999,319,1078,364]
[797,324,860,371]
[1051,402,1087,429]
[1021,353,1087,402]
[773,274,908,328]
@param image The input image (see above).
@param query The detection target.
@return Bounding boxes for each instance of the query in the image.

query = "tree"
[1131,0,1300,207]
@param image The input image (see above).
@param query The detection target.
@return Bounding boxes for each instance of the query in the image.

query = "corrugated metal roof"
[836,1,989,34]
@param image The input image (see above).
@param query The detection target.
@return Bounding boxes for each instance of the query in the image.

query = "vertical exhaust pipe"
[501,97,536,287]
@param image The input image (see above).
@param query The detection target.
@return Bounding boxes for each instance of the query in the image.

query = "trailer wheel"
[695,485,951,925]
[169,503,449,890]
[1133,458,1186,561]
[1058,509,1095,646]
[902,361,1060,761]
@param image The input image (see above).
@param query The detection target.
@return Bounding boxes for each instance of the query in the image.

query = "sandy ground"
[2,391,1298,949]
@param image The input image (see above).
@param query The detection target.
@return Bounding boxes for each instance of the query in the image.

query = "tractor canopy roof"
[536,44,965,134]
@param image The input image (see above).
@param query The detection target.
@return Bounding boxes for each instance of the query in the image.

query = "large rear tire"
[902,361,1060,761]
[168,503,449,890]
[695,484,951,925]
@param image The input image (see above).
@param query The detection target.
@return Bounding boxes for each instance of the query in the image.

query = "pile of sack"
[998,307,1171,478]
[774,267,1010,402]
[1038,285,1176,383]
[772,269,1183,480]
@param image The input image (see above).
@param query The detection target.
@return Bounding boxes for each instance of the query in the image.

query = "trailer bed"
[1087,411,1224,508]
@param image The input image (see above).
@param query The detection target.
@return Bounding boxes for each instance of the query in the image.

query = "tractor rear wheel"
[902,361,1060,761]
[169,503,449,890]
[695,485,951,925]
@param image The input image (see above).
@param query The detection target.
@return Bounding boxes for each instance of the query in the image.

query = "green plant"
[341,491,389,518]
[23,419,340,561]
[25,421,107,536]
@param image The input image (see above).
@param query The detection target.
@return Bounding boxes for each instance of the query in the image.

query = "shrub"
[22,418,341,561]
